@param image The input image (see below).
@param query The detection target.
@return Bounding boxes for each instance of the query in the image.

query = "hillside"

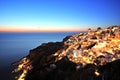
[13,26,120,80]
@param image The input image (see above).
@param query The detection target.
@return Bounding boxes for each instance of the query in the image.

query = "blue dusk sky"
[0,0,120,32]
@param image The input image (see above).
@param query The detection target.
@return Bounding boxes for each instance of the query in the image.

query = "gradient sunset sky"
[0,0,120,32]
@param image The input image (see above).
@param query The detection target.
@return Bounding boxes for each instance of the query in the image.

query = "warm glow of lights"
[18,70,27,80]
[95,70,100,76]
[13,26,120,80]
[0,26,87,32]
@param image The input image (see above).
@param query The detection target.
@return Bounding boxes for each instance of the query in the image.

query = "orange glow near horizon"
[0,26,87,32]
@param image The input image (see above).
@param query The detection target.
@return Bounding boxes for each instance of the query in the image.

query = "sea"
[0,32,80,80]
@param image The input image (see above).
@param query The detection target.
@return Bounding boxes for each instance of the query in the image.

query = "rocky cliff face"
[12,26,120,80]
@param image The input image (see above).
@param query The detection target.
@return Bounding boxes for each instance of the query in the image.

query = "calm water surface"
[0,32,79,80]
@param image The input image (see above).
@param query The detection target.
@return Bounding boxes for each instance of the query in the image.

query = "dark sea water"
[0,32,79,80]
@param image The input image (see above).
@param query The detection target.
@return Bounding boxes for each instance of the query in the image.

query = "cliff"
[12,26,120,80]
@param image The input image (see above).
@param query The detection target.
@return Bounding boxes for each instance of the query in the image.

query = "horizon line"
[0,30,87,33]
[0,26,88,32]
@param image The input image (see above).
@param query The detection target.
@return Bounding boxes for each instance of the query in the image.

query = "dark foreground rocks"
[12,26,120,80]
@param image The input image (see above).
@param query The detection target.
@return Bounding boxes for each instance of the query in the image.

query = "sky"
[0,0,120,32]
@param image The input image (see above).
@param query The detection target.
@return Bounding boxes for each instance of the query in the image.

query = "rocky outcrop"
[12,26,120,80]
